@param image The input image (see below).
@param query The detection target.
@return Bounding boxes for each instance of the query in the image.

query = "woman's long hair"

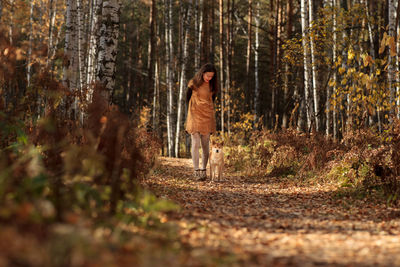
[191,63,218,95]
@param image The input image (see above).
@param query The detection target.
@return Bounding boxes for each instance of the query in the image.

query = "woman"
[185,63,218,180]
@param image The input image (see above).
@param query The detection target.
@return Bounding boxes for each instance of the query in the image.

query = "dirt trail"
[145,157,400,266]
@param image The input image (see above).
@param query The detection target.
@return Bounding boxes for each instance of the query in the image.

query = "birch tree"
[63,0,79,119]
[96,0,120,101]
[308,0,319,131]
[164,0,175,157]
[300,0,313,130]
[175,0,192,157]
[86,0,102,98]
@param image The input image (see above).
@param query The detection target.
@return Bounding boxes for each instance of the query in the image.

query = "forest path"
[145,157,400,266]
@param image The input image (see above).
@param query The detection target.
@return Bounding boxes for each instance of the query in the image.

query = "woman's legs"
[191,133,210,178]
[191,133,201,171]
[200,134,210,169]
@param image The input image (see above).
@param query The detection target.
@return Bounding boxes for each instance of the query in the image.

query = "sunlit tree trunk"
[86,0,102,100]
[308,0,319,131]
[300,0,313,130]
[175,0,192,157]
[96,0,120,101]
[165,0,175,157]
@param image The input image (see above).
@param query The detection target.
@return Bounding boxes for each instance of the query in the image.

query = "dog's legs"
[210,163,214,182]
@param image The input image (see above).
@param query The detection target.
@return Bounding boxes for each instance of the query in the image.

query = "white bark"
[97,0,120,100]
[47,0,57,67]
[63,0,78,92]
[300,0,313,130]
[308,0,319,131]
[165,0,175,157]
[86,0,102,100]
[175,0,192,157]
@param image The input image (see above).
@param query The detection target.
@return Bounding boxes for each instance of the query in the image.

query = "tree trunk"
[388,0,396,117]
[87,0,102,100]
[148,0,156,109]
[47,0,57,69]
[175,0,192,157]
[246,0,252,109]
[219,0,224,133]
[308,0,320,131]
[63,0,79,119]
[254,0,260,123]
[27,0,34,87]
[282,0,292,129]
[96,0,120,102]
[300,0,313,131]
[396,1,400,118]
[165,0,175,157]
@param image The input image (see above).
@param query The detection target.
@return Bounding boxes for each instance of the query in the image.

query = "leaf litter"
[145,156,400,266]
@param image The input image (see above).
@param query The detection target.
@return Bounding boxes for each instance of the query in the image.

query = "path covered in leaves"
[145,157,400,266]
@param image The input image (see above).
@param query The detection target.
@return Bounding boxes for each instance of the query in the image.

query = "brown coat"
[185,80,216,135]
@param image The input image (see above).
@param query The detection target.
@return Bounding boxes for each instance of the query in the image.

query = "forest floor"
[144,156,400,267]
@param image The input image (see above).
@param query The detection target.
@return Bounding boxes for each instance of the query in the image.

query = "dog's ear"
[221,141,224,146]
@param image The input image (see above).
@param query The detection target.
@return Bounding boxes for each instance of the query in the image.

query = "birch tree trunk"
[96,0,120,102]
[219,0,225,133]
[175,0,192,157]
[165,0,175,157]
[47,0,57,69]
[308,0,319,131]
[86,0,102,100]
[300,0,313,130]
[76,0,85,92]
[63,0,79,119]
[388,0,396,117]
[254,0,260,123]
